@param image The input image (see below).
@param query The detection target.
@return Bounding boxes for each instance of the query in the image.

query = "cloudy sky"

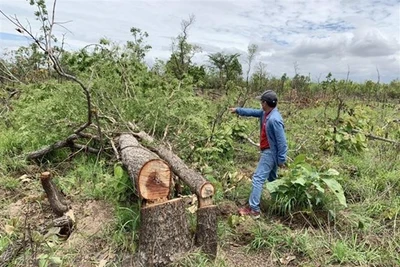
[1,0,399,82]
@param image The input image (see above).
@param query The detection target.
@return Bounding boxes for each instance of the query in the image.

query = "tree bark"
[119,134,171,200]
[138,198,192,266]
[132,131,214,201]
[196,205,218,259]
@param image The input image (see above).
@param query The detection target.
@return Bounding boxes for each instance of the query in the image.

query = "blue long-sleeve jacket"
[235,107,288,166]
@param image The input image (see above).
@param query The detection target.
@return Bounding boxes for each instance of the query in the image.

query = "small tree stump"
[138,198,192,266]
[196,205,218,259]
[40,172,68,216]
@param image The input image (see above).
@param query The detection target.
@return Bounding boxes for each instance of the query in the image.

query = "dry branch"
[352,129,400,145]
[26,132,101,160]
[40,172,75,238]
[26,134,78,160]
[73,143,100,154]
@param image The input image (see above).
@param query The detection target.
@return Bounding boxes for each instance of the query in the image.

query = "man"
[229,90,287,219]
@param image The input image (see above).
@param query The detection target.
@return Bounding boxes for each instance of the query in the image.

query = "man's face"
[260,100,268,111]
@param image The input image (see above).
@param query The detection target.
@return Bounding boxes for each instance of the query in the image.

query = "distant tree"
[166,14,201,80]
[188,65,206,85]
[208,52,242,93]
[245,44,258,88]
[126,27,152,61]
[251,62,268,93]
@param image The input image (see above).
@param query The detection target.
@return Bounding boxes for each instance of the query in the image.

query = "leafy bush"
[266,154,347,215]
[320,105,370,154]
[193,122,245,165]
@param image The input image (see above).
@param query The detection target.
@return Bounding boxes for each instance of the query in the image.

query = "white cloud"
[349,28,399,57]
[0,0,399,82]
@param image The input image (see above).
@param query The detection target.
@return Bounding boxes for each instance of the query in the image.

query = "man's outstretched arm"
[228,107,263,118]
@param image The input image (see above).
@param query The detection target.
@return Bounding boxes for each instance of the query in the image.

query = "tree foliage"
[208,52,242,92]
[166,14,201,80]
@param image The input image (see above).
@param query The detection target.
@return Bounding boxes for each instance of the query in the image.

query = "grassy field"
[0,80,399,266]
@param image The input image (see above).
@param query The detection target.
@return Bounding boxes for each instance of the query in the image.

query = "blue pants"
[249,149,277,212]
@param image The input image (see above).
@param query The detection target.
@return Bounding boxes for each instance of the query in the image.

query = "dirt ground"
[1,183,115,267]
[1,182,297,267]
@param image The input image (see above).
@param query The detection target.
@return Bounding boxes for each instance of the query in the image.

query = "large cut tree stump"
[131,131,218,259]
[138,198,192,267]
[119,134,171,200]
[120,132,218,262]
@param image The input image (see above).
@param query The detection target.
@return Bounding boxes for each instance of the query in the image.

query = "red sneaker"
[238,206,261,219]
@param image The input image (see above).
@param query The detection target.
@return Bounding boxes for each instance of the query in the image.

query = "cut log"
[119,134,171,200]
[196,205,218,259]
[40,172,69,216]
[138,198,192,266]
[138,159,171,200]
[132,131,214,201]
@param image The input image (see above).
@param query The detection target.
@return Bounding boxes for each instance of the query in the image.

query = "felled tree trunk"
[132,131,214,203]
[119,134,190,265]
[118,134,171,200]
[138,198,192,267]
[153,145,215,201]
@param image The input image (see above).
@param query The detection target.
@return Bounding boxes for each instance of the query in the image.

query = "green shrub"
[266,154,347,215]
[320,105,370,154]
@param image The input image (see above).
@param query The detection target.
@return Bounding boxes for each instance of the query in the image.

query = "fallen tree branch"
[26,134,78,160]
[26,132,101,160]
[1,1,101,161]
[352,129,400,145]
[73,143,100,154]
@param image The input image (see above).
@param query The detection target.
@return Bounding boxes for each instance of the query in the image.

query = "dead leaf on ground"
[65,209,75,223]
[279,255,296,265]
[98,259,107,267]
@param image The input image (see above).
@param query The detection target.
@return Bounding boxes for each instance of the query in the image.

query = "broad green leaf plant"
[266,154,347,215]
